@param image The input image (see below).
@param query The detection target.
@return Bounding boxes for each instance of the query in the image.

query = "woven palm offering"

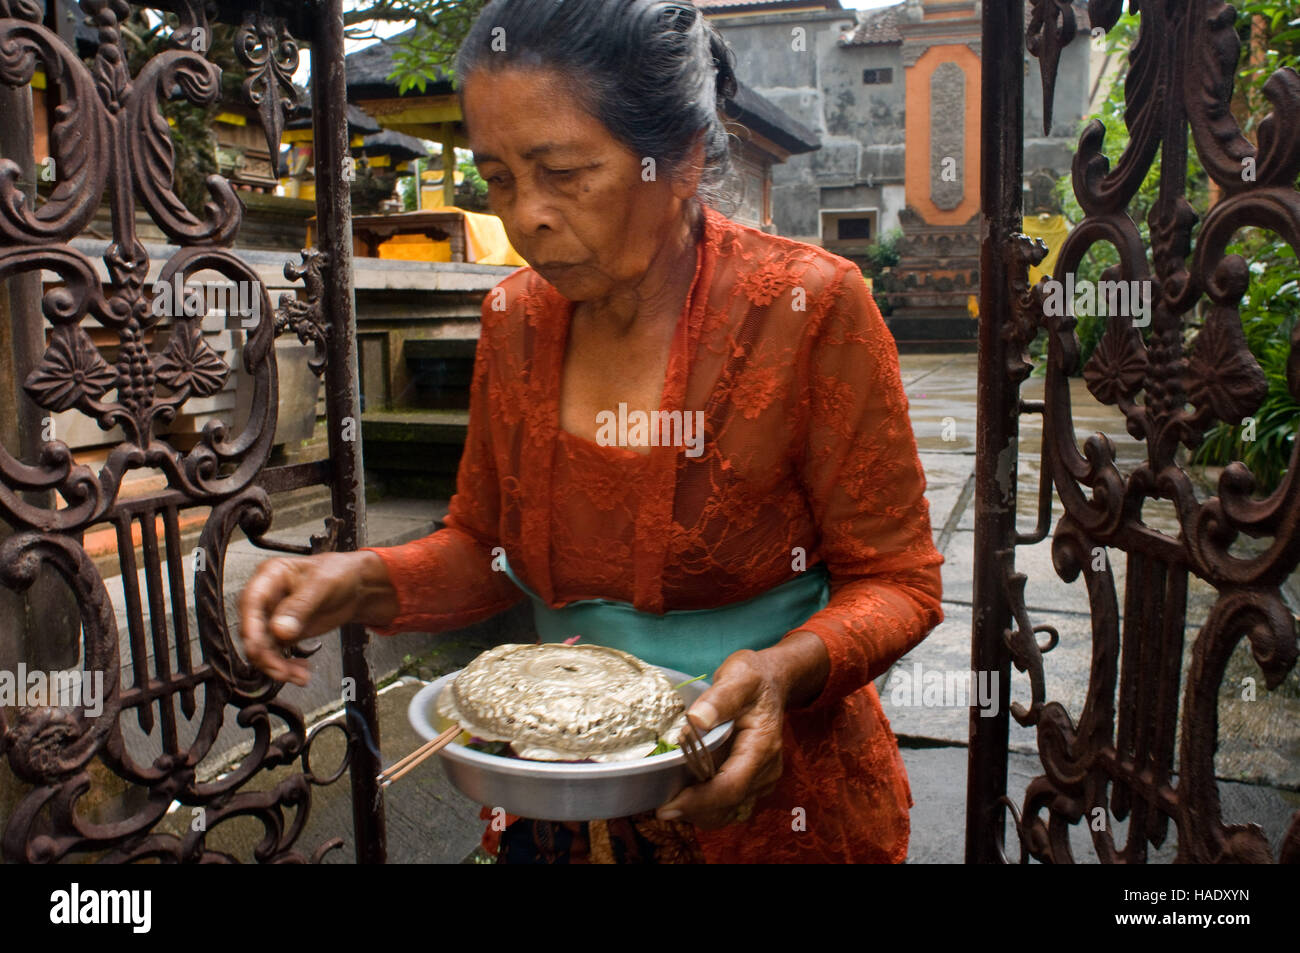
[436,643,688,762]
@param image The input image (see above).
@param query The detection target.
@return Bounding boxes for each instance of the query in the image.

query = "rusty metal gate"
[969,0,1300,863]
[0,0,384,862]
[4,0,1297,869]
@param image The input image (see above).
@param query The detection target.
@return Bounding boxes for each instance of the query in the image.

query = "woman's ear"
[670,134,708,201]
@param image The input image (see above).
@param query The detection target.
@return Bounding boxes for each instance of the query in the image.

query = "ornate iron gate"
[0,0,384,862]
[969,0,1300,863]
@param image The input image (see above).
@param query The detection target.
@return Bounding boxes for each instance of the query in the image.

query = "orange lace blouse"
[363,204,944,864]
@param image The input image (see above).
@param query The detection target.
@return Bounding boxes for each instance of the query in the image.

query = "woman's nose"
[506,181,558,237]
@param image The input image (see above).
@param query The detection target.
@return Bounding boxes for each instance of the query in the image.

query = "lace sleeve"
[360,296,525,636]
[786,264,944,710]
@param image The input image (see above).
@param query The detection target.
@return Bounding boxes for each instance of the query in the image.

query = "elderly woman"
[240,0,943,864]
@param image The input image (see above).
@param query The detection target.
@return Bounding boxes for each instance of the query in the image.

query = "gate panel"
[970,0,1300,863]
[0,0,384,862]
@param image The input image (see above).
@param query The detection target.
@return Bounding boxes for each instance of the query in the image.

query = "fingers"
[686,652,763,733]
[658,724,782,829]
[656,651,788,828]
[238,559,315,686]
[266,567,342,641]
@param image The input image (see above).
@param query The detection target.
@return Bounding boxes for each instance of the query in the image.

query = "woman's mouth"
[535,262,578,279]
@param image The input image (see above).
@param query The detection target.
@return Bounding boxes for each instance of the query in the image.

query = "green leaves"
[354,1,489,94]
[860,228,904,315]
[1048,5,1300,489]
[1193,240,1300,492]
[647,738,680,757]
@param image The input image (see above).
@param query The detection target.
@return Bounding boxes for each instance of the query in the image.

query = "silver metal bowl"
[407,667,734,821]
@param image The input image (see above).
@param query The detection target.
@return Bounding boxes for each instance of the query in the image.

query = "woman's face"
[462,67,699,301]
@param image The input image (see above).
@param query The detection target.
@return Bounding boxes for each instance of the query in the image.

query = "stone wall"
[702,5,1096,257]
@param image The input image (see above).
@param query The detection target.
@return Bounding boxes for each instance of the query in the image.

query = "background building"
[343,29,820,233]
[700,0,1094,345]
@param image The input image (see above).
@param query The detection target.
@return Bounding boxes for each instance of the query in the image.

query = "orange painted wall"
[33,90,49,164]
[904,44,982,226]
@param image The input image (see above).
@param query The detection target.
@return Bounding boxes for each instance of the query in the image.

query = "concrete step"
[362,410,469,499]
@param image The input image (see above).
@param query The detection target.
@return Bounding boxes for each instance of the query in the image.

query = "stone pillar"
[891,3,983,347]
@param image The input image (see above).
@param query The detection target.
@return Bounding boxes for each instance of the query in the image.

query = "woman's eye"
[547,168,577,180]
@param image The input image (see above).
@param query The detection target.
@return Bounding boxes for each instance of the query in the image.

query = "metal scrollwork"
[1027,0,1077,135]
[276,248,331,376]
[235,9,300,165]
[0,0,41,22]
[1004,231,1049,382]
[1005,0,1300,863]
[0,1,351,863]
[169,0,211,53]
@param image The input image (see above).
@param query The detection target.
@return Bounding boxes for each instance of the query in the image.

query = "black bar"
[311,0,387,864]
[966,0,1025,864]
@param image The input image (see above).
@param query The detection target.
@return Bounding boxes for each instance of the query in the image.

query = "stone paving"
[167,351,1299,863]
[889,353,1300,861]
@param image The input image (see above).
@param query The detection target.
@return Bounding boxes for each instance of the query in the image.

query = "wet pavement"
[890,352,1300,861]
[174,351,1298,863]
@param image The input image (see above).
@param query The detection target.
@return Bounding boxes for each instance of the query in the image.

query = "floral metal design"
[235,9,300,167]
[275,248,330,376]
[1001,0,1300,863]
[0,1,349,863]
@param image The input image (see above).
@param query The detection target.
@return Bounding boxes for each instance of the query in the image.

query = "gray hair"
[455,0,741,212]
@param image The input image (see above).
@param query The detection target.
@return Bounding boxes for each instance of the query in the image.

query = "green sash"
[499,553,831,678]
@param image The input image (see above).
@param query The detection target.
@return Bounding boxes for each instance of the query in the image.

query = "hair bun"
[707,27,739,102]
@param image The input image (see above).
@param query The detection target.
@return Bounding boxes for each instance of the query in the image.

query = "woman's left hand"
[654,648,792,829]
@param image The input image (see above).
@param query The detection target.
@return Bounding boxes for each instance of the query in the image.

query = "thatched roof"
[360,129,430,162]
[287,103,383,135]
[346,29,454,99]
[343,31,817,156]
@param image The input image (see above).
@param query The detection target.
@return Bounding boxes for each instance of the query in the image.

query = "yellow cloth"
[1021,213,1070,285]
[378,234,452,262]
[425,204,528,267]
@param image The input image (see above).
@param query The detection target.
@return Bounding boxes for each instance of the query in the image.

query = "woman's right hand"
[238,551,398,686]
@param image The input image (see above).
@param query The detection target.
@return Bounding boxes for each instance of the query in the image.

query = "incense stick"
[378,724,461,787]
